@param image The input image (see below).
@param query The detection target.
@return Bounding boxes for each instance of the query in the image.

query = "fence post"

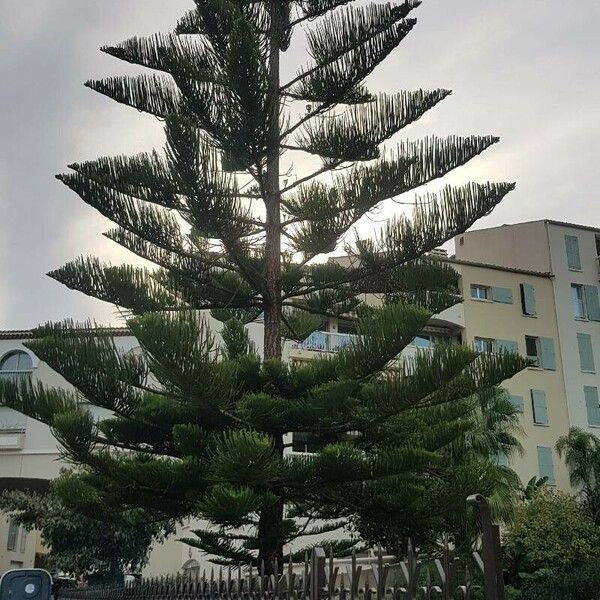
[310,548,326,600]
[467,494,504,600]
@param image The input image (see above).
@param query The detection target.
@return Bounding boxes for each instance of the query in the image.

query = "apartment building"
[455,220,600,441]
[290,257,572,489]
[2,224,595,573]
[454,259,570,488]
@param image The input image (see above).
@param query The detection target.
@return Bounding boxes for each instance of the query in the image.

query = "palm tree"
[556,427,600,525]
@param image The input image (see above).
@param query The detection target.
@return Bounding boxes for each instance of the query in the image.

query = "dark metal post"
[467,494,504,600]
[310,548,326,600]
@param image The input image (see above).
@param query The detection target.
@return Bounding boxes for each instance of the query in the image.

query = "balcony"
[292,331,359,353]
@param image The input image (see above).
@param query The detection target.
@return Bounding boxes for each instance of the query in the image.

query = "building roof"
[460,219,600,236]
[446,257,553,278]
[0,327,132,340]
[543,219,600,233]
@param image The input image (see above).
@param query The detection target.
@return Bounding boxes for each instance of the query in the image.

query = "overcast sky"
[1,0,599,329]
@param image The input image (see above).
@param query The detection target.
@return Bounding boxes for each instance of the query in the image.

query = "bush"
[520,560,600,600]
[504,487,600,582]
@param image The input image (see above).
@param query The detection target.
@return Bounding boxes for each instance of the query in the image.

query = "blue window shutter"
[491,287,513,304]
[537,446,555,483]
[531,389,548,424]
[565,235,581,270]
[584,386,600,427]
[577,333,595,372]
[496,339,518,353]
[585,286,600,321]
[496,451,508,467]
[520,283,536,315]
[539,337,556,370]
[509,395,524,412]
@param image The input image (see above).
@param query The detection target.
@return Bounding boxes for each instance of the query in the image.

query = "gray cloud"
[1,0,598,328]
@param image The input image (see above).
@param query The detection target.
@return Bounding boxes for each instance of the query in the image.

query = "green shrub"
[504,487,600,582]
[520,560,600,600]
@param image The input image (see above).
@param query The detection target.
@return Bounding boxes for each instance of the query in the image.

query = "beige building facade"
[456,220,600,442]
[455,260,571,489]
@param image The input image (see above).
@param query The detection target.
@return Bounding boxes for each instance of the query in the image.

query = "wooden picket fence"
[57,496,504,600]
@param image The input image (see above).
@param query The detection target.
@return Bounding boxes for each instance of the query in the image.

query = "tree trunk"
[257,430,284,571]
[263,0,282,362]
[258,0,284,572]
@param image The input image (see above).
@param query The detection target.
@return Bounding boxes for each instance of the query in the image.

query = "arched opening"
[182,558,200,579]
[0,350,34,382]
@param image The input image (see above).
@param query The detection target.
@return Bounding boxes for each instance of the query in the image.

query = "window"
[0,351,33,382]
[537,446,555,484]
[572,284,587,319]
[470,285,490,300]
[19,527,27,553]
[577,333,595,373]
[470,285,513,304]
[491,287,513,304]
[531,389,548,425]
[525,336,540,367]
[474,337,495,353]
[571,285,600,321]
[524,336,556,370]
[7,519,18,551]
[585,386,600,427]
[292,432,324,454]
[337,321,357,335]
[495,451,508,468]
[412,335,432,348]
[520,283,536,316]
[509,395,524,413]
[565,234,582,271]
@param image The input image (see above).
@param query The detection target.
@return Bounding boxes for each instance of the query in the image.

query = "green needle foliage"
[0,0,525,568]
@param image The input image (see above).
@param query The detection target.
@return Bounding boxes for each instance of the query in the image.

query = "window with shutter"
[539,337,556,370]
[571,284,587,319]
[491,287,513,304]
[584,386,600,427]
[531,389,548,425]
[577,333,595,373]
[585,286,600,321]
[565,234,582,270]
[6,519,18,551]
[496,339,518,353]
[509,395,524,413]
[537,446,555,483]
[496,452,508,467]
[520,283,536,315]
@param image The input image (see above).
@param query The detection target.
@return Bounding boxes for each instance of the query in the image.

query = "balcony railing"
[293,331,450,354]
[293,331,359,353]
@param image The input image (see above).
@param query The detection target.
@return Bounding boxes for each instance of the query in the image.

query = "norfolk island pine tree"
[0,0,527,569]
